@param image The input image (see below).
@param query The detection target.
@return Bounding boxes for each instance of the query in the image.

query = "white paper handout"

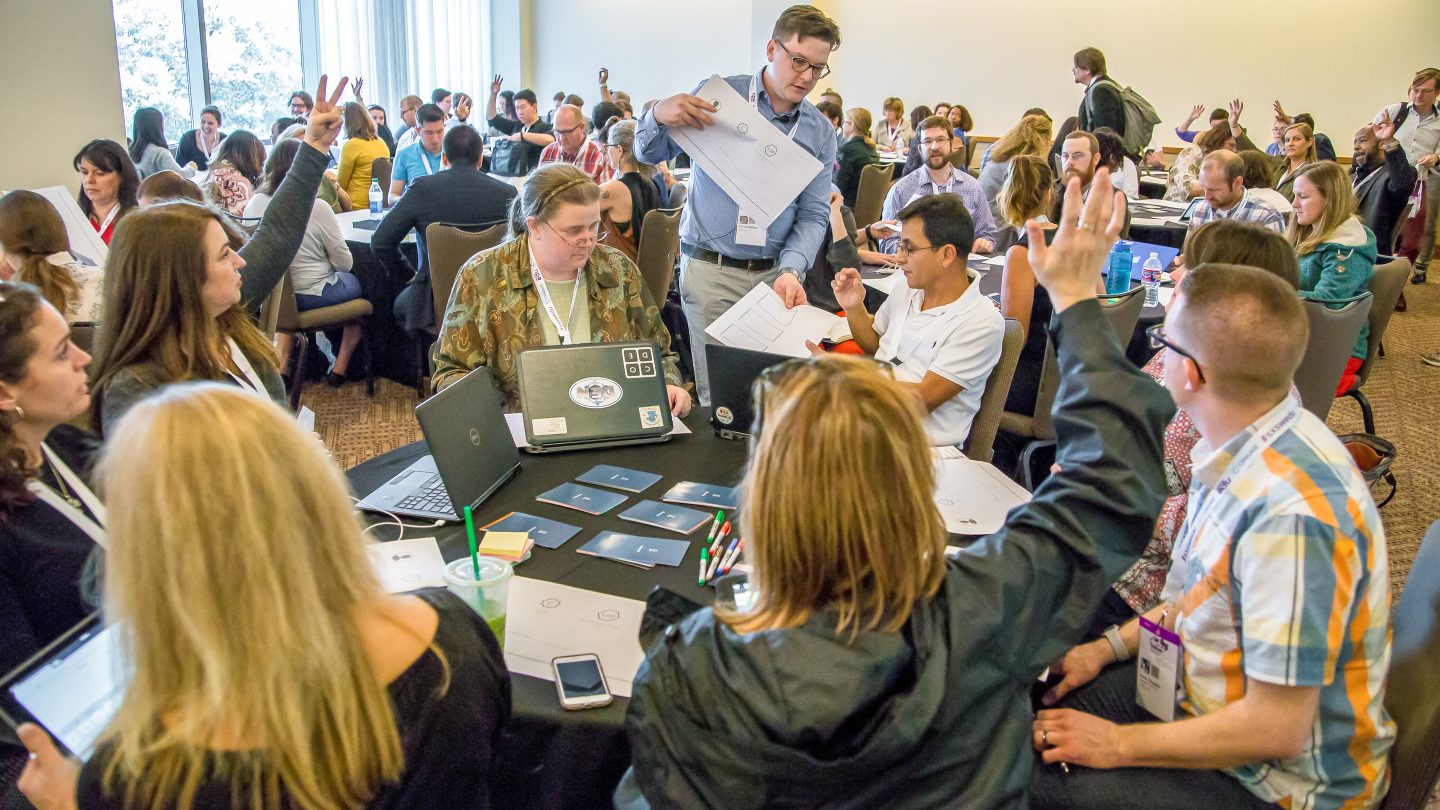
[705,282,849,358]
[502,412,690,448]
[366,537,447,593]
[503,576,646,697]
[933,458,1032,535]
[32,186,108,267]
[666,75,823,225]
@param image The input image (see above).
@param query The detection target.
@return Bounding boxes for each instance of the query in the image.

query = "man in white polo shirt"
[823,194,1004,446]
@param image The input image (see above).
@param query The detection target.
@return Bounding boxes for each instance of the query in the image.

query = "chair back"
[853,162,892,229]
[968,136,997,175]
[267,272,303,334]
[425,222,508,332]
[68,322,98,356]
[636,207,682,307]
[667,181,688,211]
[1382,519,1440,810]
[1296,293,1372,419]
[1097,286,1145,343]
[999,339,1059,443]
[963,318,1024,463]
[371,157,393,207]
[1354,258,1410,388]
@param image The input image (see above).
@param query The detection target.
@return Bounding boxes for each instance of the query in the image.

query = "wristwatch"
[1103,624,1130,662]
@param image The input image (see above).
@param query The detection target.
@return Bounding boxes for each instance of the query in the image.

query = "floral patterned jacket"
[430,234,681,409]
[204,163,255,218]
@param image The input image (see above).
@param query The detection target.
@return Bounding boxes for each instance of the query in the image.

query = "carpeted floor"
[302,280,1440,596]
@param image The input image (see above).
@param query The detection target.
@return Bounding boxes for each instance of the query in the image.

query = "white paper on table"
[503,412,690,448]
[1130,217,1174,227]
[704,282,847,358]
[366,537,447,593]
[933,458,1032,535]
[503,576,646,697]
[981,255,1008,267]
[1139,199,1192,212]
[666,75,823,225]
[32,186,107,267]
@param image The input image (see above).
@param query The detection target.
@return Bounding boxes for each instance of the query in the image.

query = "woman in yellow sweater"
[338,102,390,203]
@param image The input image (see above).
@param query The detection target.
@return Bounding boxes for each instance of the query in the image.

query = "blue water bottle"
[1105,241,1132,296]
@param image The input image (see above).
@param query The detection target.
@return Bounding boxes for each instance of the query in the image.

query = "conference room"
[2,0,1439,808]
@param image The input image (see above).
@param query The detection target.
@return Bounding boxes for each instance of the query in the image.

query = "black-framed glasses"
[774,39,831,80]
[1146,324,1206,384]
[553,125,583,137]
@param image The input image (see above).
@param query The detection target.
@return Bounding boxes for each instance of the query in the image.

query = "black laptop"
[516,341,674,453]
[706,343,790,441]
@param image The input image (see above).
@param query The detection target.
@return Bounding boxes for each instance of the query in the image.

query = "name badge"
[735,209,767,247]
[1136,616,1183,722]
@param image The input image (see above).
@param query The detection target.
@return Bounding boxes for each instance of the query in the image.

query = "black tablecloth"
[1125,200,1189,250]
[346,411,748,809]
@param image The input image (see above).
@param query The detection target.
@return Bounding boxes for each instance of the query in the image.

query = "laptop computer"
[1119,239,1183,280]
[357,366,520,520]
[516,341,673,453]
[1178,196,1205,223]
[0,615,124,760]
[706,343,790,441]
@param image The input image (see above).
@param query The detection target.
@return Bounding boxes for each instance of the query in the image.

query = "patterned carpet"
[303,280,1440,596]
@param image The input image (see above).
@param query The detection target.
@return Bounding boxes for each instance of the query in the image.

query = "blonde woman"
[16,383,510,810]
[835,107,879,208]
[338,102,390,203]
[616,172,1173,808]
[1288,161,1377,393]
[980,113,1054,226]
[873,97,911,154]
[1274,122,1318,200]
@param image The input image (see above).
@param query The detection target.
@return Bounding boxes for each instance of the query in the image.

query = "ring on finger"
[1077,221,1094,231]
[1041,729,1050,745]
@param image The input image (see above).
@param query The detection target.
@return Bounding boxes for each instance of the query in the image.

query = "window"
[203,0,303,136]
[112,0,191,142]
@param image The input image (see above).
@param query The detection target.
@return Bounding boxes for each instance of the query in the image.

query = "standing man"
[540,105,611,183]
[876,115,997,254]
[1377,67,1440,285]
[389,103,447,199]
[393,95,424,151]
[486,77,556,177]
[1072,47,1125,139]
[636,4,840,402]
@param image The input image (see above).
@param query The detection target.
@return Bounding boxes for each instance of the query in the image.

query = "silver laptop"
[515,341,673,453]
[357,366,520,520]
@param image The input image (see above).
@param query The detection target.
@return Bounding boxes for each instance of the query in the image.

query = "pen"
[698,548,710,586]
[720,539,744,575]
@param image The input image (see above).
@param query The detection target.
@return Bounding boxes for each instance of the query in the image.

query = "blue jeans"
[295,272,362,310]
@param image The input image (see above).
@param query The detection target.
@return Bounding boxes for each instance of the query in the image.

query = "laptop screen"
[5,620,126,760]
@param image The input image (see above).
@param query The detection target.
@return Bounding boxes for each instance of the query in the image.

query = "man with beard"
[1054,130,1131,237]
[1352,112,1418,254]
[876,115,997,256]
[1185,150,1286,235]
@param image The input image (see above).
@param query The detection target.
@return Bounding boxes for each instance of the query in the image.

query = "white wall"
[0,0,126,191]
[527,0,1440,149]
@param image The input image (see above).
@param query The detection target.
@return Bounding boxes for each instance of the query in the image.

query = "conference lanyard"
[748,77,801,142]
[529,249,584,345]
[1170,398,1301,567]
[419,149,439,175]
[226,337,268,396]
[28,444,107,547]
[92,206,119,237]
[888,123,901,143]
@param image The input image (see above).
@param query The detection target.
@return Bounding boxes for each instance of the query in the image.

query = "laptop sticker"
[532,416,568,436]
[569,377,623,409]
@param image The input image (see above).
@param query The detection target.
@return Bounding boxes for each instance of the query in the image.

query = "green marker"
[463,505,480,579]
[699,548,711,586]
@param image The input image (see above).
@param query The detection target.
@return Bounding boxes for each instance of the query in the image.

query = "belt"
[681,243,776,272]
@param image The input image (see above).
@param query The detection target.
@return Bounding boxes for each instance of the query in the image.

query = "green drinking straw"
[463,505,480,579]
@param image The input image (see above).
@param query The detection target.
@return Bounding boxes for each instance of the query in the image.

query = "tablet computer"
[0,615,126,760]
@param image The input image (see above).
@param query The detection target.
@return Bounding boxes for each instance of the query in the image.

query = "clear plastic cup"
[444,557,513,647]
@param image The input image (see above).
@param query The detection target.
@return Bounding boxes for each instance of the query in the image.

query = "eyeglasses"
[554,126,583,137]
[894,241,942,258]
[774,39,831,80]
[1146,324,1206,384]
[544,219,607,247]
[919,137,949,147]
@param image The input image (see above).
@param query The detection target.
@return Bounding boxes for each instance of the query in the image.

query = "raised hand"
[599,67,610,85]
[654,93,717,129]
[1183,103,1204,126]
[1373,109,1396,143]
[1228,98,1243,126]
[1272,99,1291,124]
[456,94,472,121]
[352,77,364,101]
[830,267,866,312]
[304,73,350,153]
[489,74,504,96]
[1024,167,1127,313]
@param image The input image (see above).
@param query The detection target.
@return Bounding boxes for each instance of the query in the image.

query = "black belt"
[681,243,776,272]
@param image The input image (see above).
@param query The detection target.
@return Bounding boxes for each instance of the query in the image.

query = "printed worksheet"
[704,282,847,357]
[504,577,646,697]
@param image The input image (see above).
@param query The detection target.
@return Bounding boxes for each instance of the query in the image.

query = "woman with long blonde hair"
[617,185,1172,805]
[15,383,510,810]
[338,102,389,203]
[980,114,1054,226]
[1274,122,1318,199]
[1288,161,1377,393]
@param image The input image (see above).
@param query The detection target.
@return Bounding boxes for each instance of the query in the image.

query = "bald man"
[538,104,611,183]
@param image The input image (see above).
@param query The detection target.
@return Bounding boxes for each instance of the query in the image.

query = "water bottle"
[1142,252,1163,307]
[1105,241,1132,296]
[368,178,383,220]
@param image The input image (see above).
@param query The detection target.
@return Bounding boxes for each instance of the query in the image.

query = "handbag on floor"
[1339,432,1397,508]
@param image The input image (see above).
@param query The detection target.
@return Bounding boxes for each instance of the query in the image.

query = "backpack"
[1091,78,1162,156]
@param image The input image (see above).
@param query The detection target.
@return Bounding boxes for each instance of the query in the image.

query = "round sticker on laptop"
[569,377,623,409]
[715,406,734,425]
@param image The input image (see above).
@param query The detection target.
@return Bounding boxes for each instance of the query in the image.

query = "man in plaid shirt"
[539,105,611,184]
[1186,150,1286,235]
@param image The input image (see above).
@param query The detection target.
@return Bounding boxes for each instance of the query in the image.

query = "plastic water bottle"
[1142,252,1163,307]
[368,178,383,220]
[1105,241,1132,296]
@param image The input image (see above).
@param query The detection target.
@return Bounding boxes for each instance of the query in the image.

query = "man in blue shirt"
[636,4,840,402]
[389,104,446,199]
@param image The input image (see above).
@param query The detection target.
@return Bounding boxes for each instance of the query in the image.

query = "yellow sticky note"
[479,531,530,556]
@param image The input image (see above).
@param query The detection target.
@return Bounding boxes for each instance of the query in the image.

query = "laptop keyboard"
[395,475,453,515]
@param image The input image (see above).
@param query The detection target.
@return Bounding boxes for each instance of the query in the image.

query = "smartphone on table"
[551,654,613,711]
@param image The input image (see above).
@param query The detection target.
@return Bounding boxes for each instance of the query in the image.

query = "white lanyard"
[226,337,267,396]
[889,123,901,143]
[930,175,957,197]
[28,444,107,547]
[748,77,801,142]
[1171,399,1301,566]
[92,205,119,236]
[419,149,439,176]
[529,248,584,345]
